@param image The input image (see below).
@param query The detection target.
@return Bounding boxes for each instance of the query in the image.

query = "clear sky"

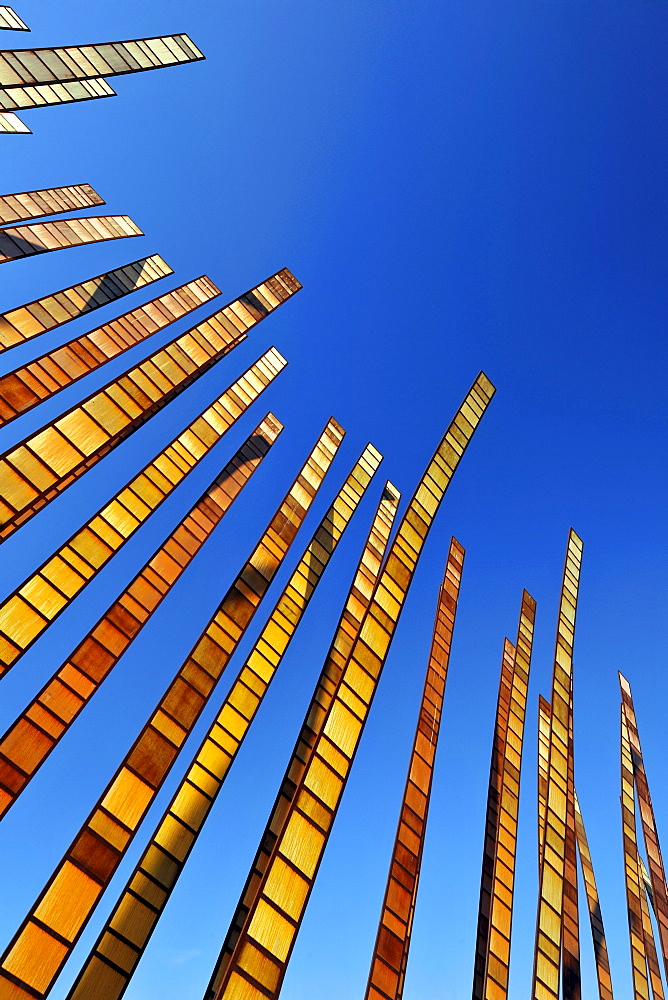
[0,1,667,998]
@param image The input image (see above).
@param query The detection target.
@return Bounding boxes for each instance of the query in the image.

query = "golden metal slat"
[537,696,550,873]
[0,268,299,540]
[0,420,344,1000]
[0,275,219,425]
[620,673,668,981]
[364,538,464,1000]
[573,792,614,1000]
[531,529,583,1000]
[0,351,286,676]
[0,78,116,110]
[205,371,495,1000]
[622,708,652,1000]
[0,215,141,265]
[0,255,173,352]
[474,591,536,1000]
[66,449,388,1000]
[0,415,282,819]
[0,184,104,225]
[563,671,581,1000]
[203,483,400,999]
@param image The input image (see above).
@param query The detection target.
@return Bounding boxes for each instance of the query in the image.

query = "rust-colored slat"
[0,420,344,1000]
[0,415,282,819]
[66,454,389,1000]
[204,372,496,1000]
[620,674,668,981]
[621,707,651,1000]
[365,538,464,1000]
[0,268,299,540]
[531,529,583,1000]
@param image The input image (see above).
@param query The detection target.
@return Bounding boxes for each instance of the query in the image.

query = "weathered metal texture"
[0,214,141,264]
[0,275,219,424]
[620,673,668,980]
[0,36,204,90]
[0,275,220,425]
[0,415,282,819]
[0,350,286,676]
[621,708,652,1000]
[0,7,29,30]
[473,590,535,1000]
[0,77,115,111]
[204,484,399,1000]
[531,529,583,1000]
[0,255,173,352]
[205,372,496,1000]
[573,792,614,1000]
[0,420,344,1000]
[66,453,389,1000]
[537,695,550,873]
[365,538,464,1000]
[0,184,104,224]
[0,269,299,540]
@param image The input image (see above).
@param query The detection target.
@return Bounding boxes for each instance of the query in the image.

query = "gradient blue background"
[0,2,666,997]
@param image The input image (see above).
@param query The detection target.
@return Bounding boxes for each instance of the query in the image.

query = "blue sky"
[0,1,667,997]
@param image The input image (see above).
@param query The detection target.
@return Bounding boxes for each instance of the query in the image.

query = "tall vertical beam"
[364,538,464,1000]
[622,708,652,1000]
[0,420,344,1000]
[0,7,29,30]
[0,215,141,265]
[205,371,496,1000]
[537,695,550,872]
[0,275,220,425]
[203,484,399,1000]
[0,77,115,112]
[573,792,614,1000]
[532,529,583,1000]
[472,590,535,1000]
[0,255,173,352]
[620,674,668,980]
[0,269,299,540]
[67,456,390,1000]
[563,672,581,1000]
[0,184,104,225]
[0,350,286,676]
[0,35,204,90]
[0,415,282,818]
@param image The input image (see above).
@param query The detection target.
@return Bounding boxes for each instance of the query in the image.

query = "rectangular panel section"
[0,35,204,90]
[0,78,115,110]
[0,420,343,1000]
[0,415,281,818]
[0,215,141,264]
[574,793,614,1000]
[0,255,173,351]
[0,274,219,424]
[0,268,300,539]
[0,111,30,132]
[0,184,104,225]
[0,7,29,30]
[0,352,286,675]
[205,372,495,1000]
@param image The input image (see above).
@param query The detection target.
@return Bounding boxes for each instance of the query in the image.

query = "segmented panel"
[206,372,496,1000]
[206,485,399,1000]
[473,591,535,1000]
[532,529,583,1000]
[67,449,387,1000]
[0,215,141,264]
[0,269,299,539]
[0,255,173,351]
[0,415,282,819]
[0,78,115,110]
[622,709,651,1000]
[364,539,464,1000]
[0,7,28,30]
[0,275,220,424]
[0,420,344,1000]
[639,860,665,1000]
[574,793,614,1000]
[0,35,204,90]
[0,110,28,131]
[0,350,286,676]
[0,184,103,225]
[562,670,581,1000]
[537,696,550,871]
[620,674,668,980]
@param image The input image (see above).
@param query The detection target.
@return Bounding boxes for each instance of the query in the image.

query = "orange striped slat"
[0,215,141,264]
[0,184,104,225]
